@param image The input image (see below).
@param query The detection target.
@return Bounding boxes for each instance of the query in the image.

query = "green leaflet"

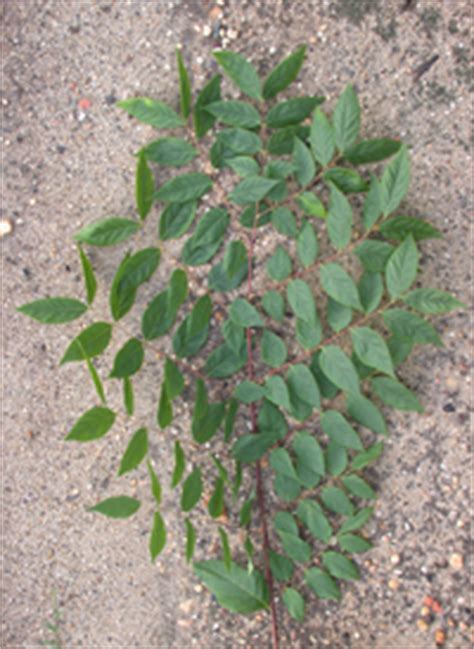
[205,100,260,128]
[322,551,360,581]
[326,444,348,476]
[110,338,144,378]
[258,399,288,439]
[227,156,260,177]
[147,460,162,506]
[117,97,184,129]
[320,263,362,311]
[230,175,279,205]
[380,216,442,241]
[214,50,262,100]
[371,376,423,412]
[78,246,97,305]
[209,240,248,293]
[194,560,269,614]
[267,245,295,280]
[402,288,465,314]
[118,427,148,476]
[321,410,363,450]
[61,322,112,364]
[297,191,326,218]
[266,96,324,128]
[221,319,245,354]
[337,533,373,554]
[155,172,212,203]
[224,240,248,281]
[385,236,419,299]
[143,137,197,168]
[297,221,318,268]
[287,364,321,413]
[173,294,212,358]
[194,74,221,138]
[159,201,196,241]
[293,432,325,488]
[181,208,229,266]
[283,588,305,621]
[171,441,186,488]
[230,297,263,328]
[351,327,395,377]
[205,340,247,379]
[75,218,141,247]
[262,290,285,322]
[362,175,384,230]
[234,380,265,403]
[135,151,154,220]
[321,487,354,516]
[381,145,410,216]
[293,137,316,187]
[297,500,332,543]
[333,84,360,152]
[267,125,310,155]
[110,247,161,321]
[342,475,376,500]
[185,519,196,563]
[218,527,232,570]
[327,298,352,333]
[326,183,353,250]
[384,309,443,347]
[274,512,311,562]
[339,507,374,534]
[305,567,341,601]
[89,495,141,519]
[346,393,387,435]
[224,399,239,442]
[271,207,298,238]
[352,442,384,470]
[323,168,368,194]
[265,376,291,412]
[157,384,173,429]
[164,357,185,399]
[208,478,225,518]
[176,49,192,118]
[260,329,287,368]
[191,379,226,443]
[19,297,87,324]
[344,138,402,165]
[287,279,316,323]
[310,108,335,167]
[150,511,167,561]
[181,468,203,512]
[358,271,383,313]
[142,268,188,340]
[355,240,394,273]
[232,431,280,463]
[310,351,339,399]
[66,406,115,442]
[123,377,134,416]
[263,45,306,99]
[269,550,294,582]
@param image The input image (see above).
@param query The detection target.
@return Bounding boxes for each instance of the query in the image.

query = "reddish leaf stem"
[246,219,280,649]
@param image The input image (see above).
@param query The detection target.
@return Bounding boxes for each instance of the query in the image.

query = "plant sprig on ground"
[19,45,465,648]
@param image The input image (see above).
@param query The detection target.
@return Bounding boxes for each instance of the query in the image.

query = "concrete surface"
[2,1,472,648]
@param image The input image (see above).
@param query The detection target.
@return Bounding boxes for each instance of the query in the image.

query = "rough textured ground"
[2,1,472,648]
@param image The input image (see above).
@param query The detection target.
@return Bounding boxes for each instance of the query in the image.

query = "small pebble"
[202,24,212,37]
[421,606,430,616]
[434,628,446,646]
[390,553,401,565]
[388,578,400,590]
[417,619,429,632]
[179,598,194,614]
[0,219,13,238]
[449,553,463,570]
[194,584,203,593]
